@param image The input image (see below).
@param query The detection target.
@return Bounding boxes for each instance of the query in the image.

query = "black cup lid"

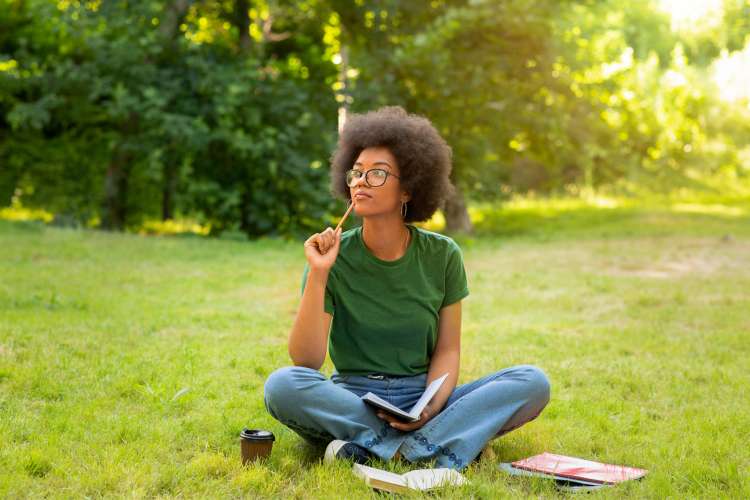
[240,428,275,441]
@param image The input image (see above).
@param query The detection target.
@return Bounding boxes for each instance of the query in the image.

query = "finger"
[316,228,329,251]
[390,420,417,431]
[328,229,341,252]
[389,411,427,430]
[377,413,403,426]
[388,420,404,429]
[324,227,334,247]
[304,233,320,247]
[377,413,413,430]
[313,235,326,253]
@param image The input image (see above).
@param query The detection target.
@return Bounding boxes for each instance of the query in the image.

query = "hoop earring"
[401,201,408,219]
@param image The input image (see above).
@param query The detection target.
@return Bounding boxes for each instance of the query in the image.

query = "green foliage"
[0,0,339,237]
[341,0,750,199]
[1,0,749,237]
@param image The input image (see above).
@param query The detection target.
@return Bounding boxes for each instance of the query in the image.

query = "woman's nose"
[350,174,367,188]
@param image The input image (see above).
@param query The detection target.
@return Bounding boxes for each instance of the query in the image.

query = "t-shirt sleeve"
[300,263,335,315]
[441,240,470,308]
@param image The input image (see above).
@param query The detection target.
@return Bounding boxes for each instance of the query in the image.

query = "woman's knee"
[521,365,551,407]
[263,365,322,408]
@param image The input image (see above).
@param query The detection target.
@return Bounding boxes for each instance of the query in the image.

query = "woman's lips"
[354,193,371,200]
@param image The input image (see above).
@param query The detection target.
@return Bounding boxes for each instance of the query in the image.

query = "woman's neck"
[361,216,410,261]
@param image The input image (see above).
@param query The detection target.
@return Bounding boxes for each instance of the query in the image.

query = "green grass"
[1,201,749,498]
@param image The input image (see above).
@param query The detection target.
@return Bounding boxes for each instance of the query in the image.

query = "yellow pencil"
[335,200,355,232]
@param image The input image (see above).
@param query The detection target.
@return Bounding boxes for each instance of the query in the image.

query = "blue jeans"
[263,364,551,470]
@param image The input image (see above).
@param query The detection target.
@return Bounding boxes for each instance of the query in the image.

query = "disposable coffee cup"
[240,428,275,464]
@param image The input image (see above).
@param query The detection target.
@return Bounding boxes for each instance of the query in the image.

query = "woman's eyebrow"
[354,160,392,169]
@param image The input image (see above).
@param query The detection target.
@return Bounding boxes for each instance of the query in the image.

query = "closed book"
[510,453,648,485]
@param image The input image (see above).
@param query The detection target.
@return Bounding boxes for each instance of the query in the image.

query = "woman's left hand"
[376,405,436,432]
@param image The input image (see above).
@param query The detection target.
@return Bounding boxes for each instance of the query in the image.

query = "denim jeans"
[263,364,551,470]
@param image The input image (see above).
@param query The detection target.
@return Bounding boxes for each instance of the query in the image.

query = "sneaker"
[324,439,373,465]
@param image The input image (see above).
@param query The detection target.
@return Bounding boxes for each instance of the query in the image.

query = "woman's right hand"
[304,227,342,271]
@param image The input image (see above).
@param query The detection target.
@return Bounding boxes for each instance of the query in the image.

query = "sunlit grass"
[3,188,748,239]
[1,203,748,497]
[671,203,747,217]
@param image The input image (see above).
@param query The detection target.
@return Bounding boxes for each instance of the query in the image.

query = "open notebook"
[361,372,449,422]
[352,463,466,493]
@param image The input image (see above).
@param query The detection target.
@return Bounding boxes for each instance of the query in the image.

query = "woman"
[263,106,550,470]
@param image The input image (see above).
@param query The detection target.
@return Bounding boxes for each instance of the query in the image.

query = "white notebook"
[353,463,466,493]
[361,372,449,422]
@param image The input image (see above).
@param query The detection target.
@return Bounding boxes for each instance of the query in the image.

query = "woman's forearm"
[425,348,460,415]
[287,267,331,369]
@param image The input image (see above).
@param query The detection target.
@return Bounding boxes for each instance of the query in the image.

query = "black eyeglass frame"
[345,168,401,188]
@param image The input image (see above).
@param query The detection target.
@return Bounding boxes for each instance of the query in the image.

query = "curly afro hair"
[330,106,455,223]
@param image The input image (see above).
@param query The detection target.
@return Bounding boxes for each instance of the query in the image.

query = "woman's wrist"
[307,267,330,284]
[424,404,437,419]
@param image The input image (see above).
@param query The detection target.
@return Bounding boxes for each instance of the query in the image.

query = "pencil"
[335,200,355,232]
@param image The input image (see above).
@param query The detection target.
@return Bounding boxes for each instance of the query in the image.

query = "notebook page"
[352,464,407,488]
[408,372,449,418]
[362,392,413,419]
[403,468,466,490]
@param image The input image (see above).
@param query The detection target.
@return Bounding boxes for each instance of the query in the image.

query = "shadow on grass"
[297,440,328,466]
[287,428,543,472]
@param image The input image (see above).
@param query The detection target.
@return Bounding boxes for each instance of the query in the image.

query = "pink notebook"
[511,453,648,485]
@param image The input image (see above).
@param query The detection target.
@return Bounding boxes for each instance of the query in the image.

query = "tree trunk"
[102,150,131,230]
[235,0,252,53]
[239,187,252,235]
[161,161,176,221]
[337,42,350,133]
[159,1,192,221]
[102,111,138,230]
[443,184,473,235]
[160,0,191,39]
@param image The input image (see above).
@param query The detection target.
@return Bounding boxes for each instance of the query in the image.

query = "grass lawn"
[1,202,749,498]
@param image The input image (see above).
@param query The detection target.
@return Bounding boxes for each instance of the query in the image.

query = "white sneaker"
[324,439,373,464]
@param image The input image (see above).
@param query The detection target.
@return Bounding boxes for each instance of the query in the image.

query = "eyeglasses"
[346,168,401,188]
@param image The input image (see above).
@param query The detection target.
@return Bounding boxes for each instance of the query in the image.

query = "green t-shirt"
[300,224,469,376]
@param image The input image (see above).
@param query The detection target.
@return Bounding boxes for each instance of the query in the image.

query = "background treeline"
[1,0,748,238]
